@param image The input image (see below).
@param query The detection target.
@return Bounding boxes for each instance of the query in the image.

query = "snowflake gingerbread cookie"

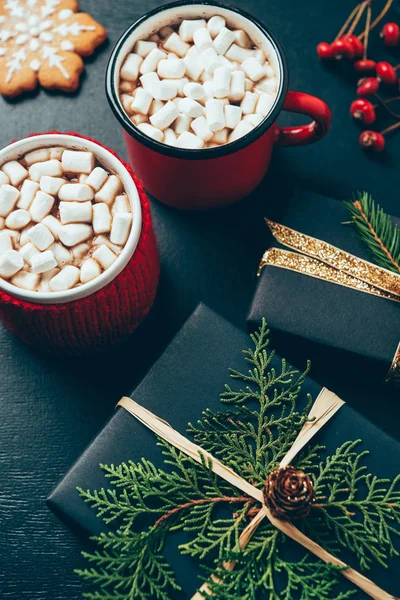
[0,0,107,97]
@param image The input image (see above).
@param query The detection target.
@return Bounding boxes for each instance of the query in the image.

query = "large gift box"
[48,304,400,599]
[248,191,400,387]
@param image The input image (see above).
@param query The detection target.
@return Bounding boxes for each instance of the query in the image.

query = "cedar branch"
[154,496,255,528]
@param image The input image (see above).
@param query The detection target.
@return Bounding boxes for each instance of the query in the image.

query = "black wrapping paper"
[248,191,400,384]
[48,304,400,598]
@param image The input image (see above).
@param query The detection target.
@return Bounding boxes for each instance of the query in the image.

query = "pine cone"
[263,466,315,520]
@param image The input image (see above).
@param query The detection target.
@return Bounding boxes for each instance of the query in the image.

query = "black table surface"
[1,1,399,598]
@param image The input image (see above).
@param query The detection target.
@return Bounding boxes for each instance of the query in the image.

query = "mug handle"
[276,91,331,147]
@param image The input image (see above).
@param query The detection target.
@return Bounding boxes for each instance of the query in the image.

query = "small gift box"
[248,191,400,387]
[48,304,400,599]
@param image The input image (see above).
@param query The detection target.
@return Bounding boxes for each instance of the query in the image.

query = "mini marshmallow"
[191,116,213,142]
[224,105,243,129]
[8,230,20,246]
[183,82,205,100]
[167,53,179,61]
[131,87,153,115]
[206,99,225,132]
[211,128,229,144]
[59,224,92,247]
[244,113,264,127]
[229,70,245,102]
[39,175,65,196]
[213,67,231,98]
[71,243,90,259]
[121,93,135,114]
[199,47,221,73]
[213,27,235,55]
[255,77,278,94]
[150,101,179,130]
[59,201,92,224]
[173,114,192,135]
[80,258,102,284]
[193,28,213,53]
[179,19,206,42]
[1,160,28,187]
[62,150,95,175]
[110,212,133,245]
[16,180,39,210]
[120,80,135,93]
[225,44,254,62]
[131,114,148,126]
[202,80,215,102]
[154,80,178,101]
[157,58,186,79]
[95,176,123,206]
[256,92,275,116]
[41,215,62,239]
[92,236,122,254]
[0,230,13,255]
[219,55,235,70]
[85,167,109,192]
[93,202,112,234]
[0,249,23,278]
[263,63,275,78]
[134,40,157,58]
[11,270,40,291]
[49,265,80,291]
[233,29,252,48]
[176,132,205,149]
[19,226,33,246]
[241,57,266,82]
[163,32,190,58]
[31,250,57,274]
[159,25,174,39]
[200,70,213,83]
[163,128,178,146]
[58,183,94,202]
[28,222,55,250]
[207,16,226,38]
[184,51,204,81]
[20,242,40,266]
[23,148,50,166]
[245,77,254,92]
[254,49,266,65]
[149,99,165,116]
[49,242,73,267]
[39,268,60,292]
[179,97,204,118]
[113,194,131,214]
[137,123,164,142]
[241,91,258,114]
[140,48,167,75]
[5,209,31,230]
[120,53,143,81]
[139,72,160,96]
[176,77,190,96]
[49,147,64,161]
[92,244,117,270]
[0,171,10,185]
[0,185,20,217]
[228,119,255,142]
[29,159,63,181]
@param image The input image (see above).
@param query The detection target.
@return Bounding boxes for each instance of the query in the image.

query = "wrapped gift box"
[48,304,400,598]
[248,191,400,386]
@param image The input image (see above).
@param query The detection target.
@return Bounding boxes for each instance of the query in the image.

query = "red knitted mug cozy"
[0,133,160,354]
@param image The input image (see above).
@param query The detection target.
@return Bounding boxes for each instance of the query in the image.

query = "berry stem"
[358,0,394,40]
[347,1,369,37]
[381,120,400,136]
[363,5,372,58]
[335,3,362,41]
[373,94,400,119]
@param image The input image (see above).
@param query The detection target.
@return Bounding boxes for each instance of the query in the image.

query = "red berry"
[330,39,354,59]
[359,130,385,152]
[357,77,380,96]
[350,99,376,125]
[345,34,364,57]
[381,22,400,47]
[376,61,397,84]
[354,59,376,72]
[316,42,333,59]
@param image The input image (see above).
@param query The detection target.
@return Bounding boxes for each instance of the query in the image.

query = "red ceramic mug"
[106,0,331,211]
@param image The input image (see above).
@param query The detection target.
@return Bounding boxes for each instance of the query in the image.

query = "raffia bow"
[117,391,398,600]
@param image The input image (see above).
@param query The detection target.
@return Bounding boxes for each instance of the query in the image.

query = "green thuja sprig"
[76,319,400,599]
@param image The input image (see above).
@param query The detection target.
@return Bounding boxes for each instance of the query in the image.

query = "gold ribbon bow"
[259,220,400,385]
[117,393,398,600]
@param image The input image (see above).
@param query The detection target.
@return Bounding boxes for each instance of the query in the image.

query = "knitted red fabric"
[0,133,160,354]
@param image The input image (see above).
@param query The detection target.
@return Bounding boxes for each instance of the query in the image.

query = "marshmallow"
[93,202,112,234]
[157,58,186,79]
[8,230,20,246]
[0,185,20,217]
[149,99,165,116]
[40,176,65,196]
[60,201,92,224]
[200,70,213,83]
[29,160,63,181]
[191,116,214,142]
[224,105,243,129]
[23,148,50,166]
[179,19,206,42]
[193,28,213,52]
[176,132,205,149]
[254,49,266,65]
[184,51,204,81]
[199,47,221,73]
[110,212,133,245]
[173,114,192,135]
[131,114,148,126]
[71,243,90,259]
[49,147,64,161]
[207,16,226,39]
[176,77,190,96]
[163,33,190,58]
[241,91,258,114]
[58,183,94,202]
[228,119,255,142]
[229,70,245,102]
[5,209,31,230]
[137,123,164,142]
[225,44,254,62]
[19,226,33,246]
[213,27,235,55]
[15,179,39,211]
[0,249,24,278]
[179,97,204,118]
[256,92,275,117]
[20,242,40,266]
[140,72,161,96]
[131,87,153,115]
[154,80,178,101]
[211,128,229,144]
[11,270,40,291]
[206,99,225,132]
[245,77,254,92]
[59,224,92,247]
[92,244,117,270]
[121,93,135,114]
[28,222,55,250]
[120,53,143,81]
[49,265,80,291]
[134,41,157,58]
[255,77,278,94]
[49,242,73,267]
[0,171,10,185]
[62,150,95,175]
[244,113,264,127]
[31,250,57,274]
[183,82,205,100]
[113,194,131,214]
[233,30,253,49]
[150,101,179,130]
[159,26,174,39]
[85,167,109,192]
[241,57,266,82]
[92,236,122,255]
[95,176,123,205]
[202,81,215,102]
[263,63,275,78]
[41,215,62,239]
[0,230,13,255]
[163,128,178,146]
[39,268,60,292]
[1,160,28,187]
[140,48,167,74]
[120,80,135,93]
[213,67,231,98]
[80,258,102,284]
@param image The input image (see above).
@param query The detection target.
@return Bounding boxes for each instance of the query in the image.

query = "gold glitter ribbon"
[258,220,400,385]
